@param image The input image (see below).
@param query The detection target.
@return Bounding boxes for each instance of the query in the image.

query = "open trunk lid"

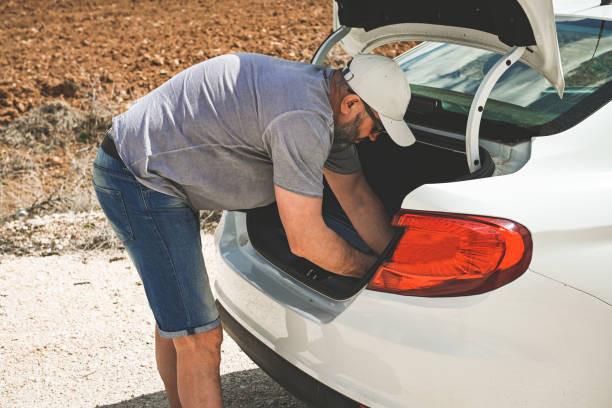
[333,0,565,96]
[244,1,568,301]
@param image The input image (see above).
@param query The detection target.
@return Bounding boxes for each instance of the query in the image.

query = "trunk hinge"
[466,46,526,173]
[311,26,351,65]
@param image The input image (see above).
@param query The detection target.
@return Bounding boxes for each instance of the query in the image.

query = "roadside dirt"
[0,231,308,408]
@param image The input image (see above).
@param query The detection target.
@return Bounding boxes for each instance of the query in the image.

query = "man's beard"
[333,113,365,146]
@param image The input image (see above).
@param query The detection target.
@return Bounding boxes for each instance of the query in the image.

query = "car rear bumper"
[217,300,363,408]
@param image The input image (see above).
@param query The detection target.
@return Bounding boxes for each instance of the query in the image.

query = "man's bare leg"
[155,326,182,408]
[173,325,224,408]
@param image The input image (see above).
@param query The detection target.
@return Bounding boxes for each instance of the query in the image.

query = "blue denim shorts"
[92,144,220,338]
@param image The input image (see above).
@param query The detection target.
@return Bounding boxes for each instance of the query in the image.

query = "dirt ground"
[0,230,309,408]
[0,0,415,220]
[0,0,334,219]
[0,2,346,405]
[0,0,335,124]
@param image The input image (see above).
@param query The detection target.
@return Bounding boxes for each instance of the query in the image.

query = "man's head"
[331,54,415,147]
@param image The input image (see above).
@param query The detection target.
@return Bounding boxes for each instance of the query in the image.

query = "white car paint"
[574,4,612,19]
[402,101,612,304]
[553,0,601,14]
[215,211,612,407]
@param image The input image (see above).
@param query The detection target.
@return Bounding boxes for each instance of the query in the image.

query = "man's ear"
[340,93,362,115]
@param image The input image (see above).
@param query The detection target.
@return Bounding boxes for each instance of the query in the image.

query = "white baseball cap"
[342,54,415,147]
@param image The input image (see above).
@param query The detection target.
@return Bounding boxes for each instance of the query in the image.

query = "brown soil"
[0,0,415,219]
[0,0,338,123]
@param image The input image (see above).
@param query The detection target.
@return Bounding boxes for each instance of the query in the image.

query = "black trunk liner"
[246,203,395,299]
[247,135,495,300]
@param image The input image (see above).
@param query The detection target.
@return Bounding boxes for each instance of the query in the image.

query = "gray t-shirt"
[111,53,360,210]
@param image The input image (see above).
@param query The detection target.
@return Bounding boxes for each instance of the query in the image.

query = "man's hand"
[274,185,376,279]
[324,168,394,256]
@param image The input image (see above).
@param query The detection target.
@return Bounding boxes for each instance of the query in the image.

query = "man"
[92,52,414,407]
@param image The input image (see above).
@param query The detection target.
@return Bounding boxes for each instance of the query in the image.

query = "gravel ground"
[0,218,309,407]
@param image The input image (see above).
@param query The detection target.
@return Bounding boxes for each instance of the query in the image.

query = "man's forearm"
[351,206,393,256]
[324,169,394,256]
[290,223,377,278]
[344,188,394,256]
[274,184,377,279]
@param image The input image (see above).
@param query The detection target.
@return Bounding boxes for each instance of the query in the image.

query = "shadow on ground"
[96,367,310,407]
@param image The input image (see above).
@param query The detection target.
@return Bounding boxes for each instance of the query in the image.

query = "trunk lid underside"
[334,0,565,95]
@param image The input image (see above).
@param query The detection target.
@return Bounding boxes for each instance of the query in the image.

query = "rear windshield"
[398,17,612,141]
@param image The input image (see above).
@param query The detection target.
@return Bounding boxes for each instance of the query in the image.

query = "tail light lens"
[367,210,532,297]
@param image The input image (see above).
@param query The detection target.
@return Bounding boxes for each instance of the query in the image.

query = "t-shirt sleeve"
[324,143,361,174]
[263,111,332,198]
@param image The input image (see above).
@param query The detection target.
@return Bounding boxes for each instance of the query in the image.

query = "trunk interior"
[246,131,495,299]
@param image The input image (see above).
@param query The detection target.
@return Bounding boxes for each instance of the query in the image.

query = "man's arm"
[274,185,376,279]
[323,168,394,256]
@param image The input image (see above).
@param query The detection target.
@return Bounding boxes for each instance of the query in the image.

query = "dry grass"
[0,100,106,148]
[0,93,222,252]
[0,208,223,257]
[0,99,111,223]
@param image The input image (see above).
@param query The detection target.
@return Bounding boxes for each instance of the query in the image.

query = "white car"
[214,1,612,407]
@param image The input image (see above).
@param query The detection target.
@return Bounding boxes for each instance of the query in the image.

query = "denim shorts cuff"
[157,317,222,339]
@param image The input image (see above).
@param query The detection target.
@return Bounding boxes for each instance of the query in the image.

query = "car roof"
[569,4,612,19]
[552,0,601,14]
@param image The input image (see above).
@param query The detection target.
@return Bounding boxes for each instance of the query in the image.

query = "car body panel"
[215,230,612,407]
[553,0,601,14]
[333,0,565,95]
[214,211,350,324]
[402,102,612,304]
[573,4,612,19]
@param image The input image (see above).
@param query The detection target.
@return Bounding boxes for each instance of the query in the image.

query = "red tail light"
[367,210,532,297]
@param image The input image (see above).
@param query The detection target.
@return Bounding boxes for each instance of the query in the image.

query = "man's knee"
[172,325,223,363]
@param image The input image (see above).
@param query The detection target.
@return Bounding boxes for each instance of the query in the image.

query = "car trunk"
[242,0,564,300]
[246,129,495,300]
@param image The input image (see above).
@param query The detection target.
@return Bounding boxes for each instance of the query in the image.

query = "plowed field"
[0,0,338,123]
[0,0,414,219]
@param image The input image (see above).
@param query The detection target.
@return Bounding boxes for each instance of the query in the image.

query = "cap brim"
[379,115,416,147]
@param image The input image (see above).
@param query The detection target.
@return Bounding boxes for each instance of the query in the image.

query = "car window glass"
[397,17,612,135]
